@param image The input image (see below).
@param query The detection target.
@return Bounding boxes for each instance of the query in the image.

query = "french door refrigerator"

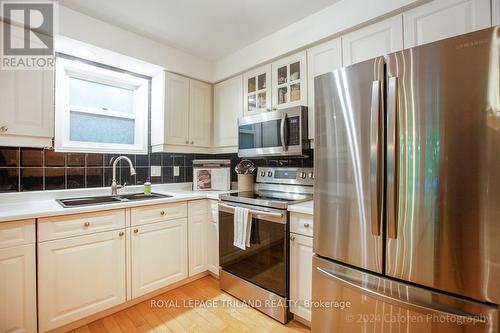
[313,27,500,332]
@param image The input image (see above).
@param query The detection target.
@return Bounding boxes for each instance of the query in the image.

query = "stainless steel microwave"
[238,106,309,158]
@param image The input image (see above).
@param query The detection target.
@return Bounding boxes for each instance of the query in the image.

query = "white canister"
[238,174,254,191]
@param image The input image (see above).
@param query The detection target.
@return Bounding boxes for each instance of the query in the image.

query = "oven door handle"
[218,202,285,224]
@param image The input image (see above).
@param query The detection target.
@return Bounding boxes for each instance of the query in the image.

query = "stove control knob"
[267,171,273,177]
[260,171,266,177]
[300,172,307,179]
[309,172,314,179]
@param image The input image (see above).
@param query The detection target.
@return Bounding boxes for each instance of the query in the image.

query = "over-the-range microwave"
[238,106,310,158]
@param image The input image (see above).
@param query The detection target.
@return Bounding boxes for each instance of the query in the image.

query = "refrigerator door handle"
[387,77,399,239]
[370,80,383,236]
[316,266,488,324]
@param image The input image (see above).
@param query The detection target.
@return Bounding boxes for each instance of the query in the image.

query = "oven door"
[218,202,288,297]
[238,106,307,158]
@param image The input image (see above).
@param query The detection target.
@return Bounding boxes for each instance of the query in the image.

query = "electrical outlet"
[174,166,180,177]
[151,166,161,177]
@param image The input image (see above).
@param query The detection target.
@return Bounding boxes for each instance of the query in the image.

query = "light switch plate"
[151,166,161,177]
[174,166,180,177]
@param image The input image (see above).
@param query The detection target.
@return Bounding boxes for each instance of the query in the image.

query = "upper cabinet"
[151,71,213,153]
[342,15,404,66]
[271,51,307,109]
[306,38,342,142]
[243,64,272,115]
[403,0,491,48]
[0,23,54,148]
[213,75,243,150]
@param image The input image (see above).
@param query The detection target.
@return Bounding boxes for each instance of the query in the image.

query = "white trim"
[55,57,149,154]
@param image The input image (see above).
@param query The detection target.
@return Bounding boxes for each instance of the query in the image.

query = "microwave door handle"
[280,113,288,151]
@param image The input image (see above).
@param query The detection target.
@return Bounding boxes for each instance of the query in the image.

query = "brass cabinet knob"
[0,126,7,133]
[290,235,295,241]
[190,141,194,145]
[134,229,139,234]
[118,231,124,237]
[160,211,165,216]
[84,222,90,227]
[185,140,189,144]
[304,223,310,228]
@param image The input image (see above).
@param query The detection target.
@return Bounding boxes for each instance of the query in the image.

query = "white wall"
[58,5,213,82]
[212,0,427,82]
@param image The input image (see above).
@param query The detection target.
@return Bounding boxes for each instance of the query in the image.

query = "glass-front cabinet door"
[243,64,271,115]
[271,51,307,109]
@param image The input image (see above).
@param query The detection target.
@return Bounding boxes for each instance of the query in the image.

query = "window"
[55,57,149,154]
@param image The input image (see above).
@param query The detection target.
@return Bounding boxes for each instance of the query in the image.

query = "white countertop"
[0,183,232,223]
[287,200,313,215]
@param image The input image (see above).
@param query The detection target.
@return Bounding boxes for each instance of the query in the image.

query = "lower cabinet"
[38,229,126,332]
[0,244,37,333]
[188,214,208,276]
[290,232,313,322]
[207,200,219,276]
[131,218,188,298]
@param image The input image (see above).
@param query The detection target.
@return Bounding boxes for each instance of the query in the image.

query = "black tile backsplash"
[0,147,313,193]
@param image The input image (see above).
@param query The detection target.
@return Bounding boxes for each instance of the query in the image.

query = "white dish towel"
[233,207,252,250]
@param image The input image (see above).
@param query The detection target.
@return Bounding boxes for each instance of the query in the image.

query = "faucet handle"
[117,182,127,190]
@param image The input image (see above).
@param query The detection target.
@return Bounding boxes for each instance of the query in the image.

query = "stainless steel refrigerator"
[313,27,500,332]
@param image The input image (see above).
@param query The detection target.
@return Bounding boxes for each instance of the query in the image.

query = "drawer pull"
[160,211,166,216]
[290,235,295,241]
[83,222,90,227]
[134,229,139,234]
[304,223,310,228]
[118,231,124,237]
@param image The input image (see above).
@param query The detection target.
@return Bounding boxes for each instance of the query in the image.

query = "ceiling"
[59,0,340,61]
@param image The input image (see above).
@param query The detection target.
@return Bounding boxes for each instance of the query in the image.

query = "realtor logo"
[1,0,57,70]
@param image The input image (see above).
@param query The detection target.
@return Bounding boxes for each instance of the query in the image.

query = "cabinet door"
[342,15,403,66]
[213,75,243,148]
[131,219,188,298]
[290,233,313,322]
[189,79,212,147]
[404,0,491,48]
[307,38,342,142]
[0,23,54,148]
[271,51,307,109]
[207,219,219,276]
[164,72,190,145]
[188,214,208,276]
[38,230,126,332]
[0,244,37,333]
[243,64,272,115]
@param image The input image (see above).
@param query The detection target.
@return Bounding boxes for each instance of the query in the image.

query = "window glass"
[69,112,135,144]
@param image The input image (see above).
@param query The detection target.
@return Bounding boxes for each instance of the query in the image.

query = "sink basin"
[57,193,172,208]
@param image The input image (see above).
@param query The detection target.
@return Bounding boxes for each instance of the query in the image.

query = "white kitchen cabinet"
[38,229,126,332]
[213,75,243,150]
[0,23,53,148]
[403,0,491,48]
[188,214,208,276]
[243,64,272,115]
[306,38,342,142]
[290,232,313,322]
[0,244,37,333]
[342,15,404,66]
[271,51,307,109]
[207,200,219,276]
[130,219,188,298]
[189,79,212,147]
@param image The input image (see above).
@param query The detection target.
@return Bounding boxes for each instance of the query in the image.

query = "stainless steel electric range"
[218,167,313,324]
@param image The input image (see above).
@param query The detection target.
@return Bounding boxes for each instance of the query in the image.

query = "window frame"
[55,57,149,154]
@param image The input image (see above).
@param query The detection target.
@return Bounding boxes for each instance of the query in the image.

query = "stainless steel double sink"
[56,193,172,208]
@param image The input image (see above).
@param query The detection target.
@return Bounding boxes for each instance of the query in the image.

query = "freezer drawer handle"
[316,267,488,324]
[370,80,383,236]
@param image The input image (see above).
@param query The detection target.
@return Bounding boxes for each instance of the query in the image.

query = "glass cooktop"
[221,190,312,209]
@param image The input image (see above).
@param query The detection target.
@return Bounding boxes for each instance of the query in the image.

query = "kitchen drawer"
[38,210,126,242]
[188,199,208,216]
[131,201,187,226]
[0,219,35,249]
[290,212,313,237]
